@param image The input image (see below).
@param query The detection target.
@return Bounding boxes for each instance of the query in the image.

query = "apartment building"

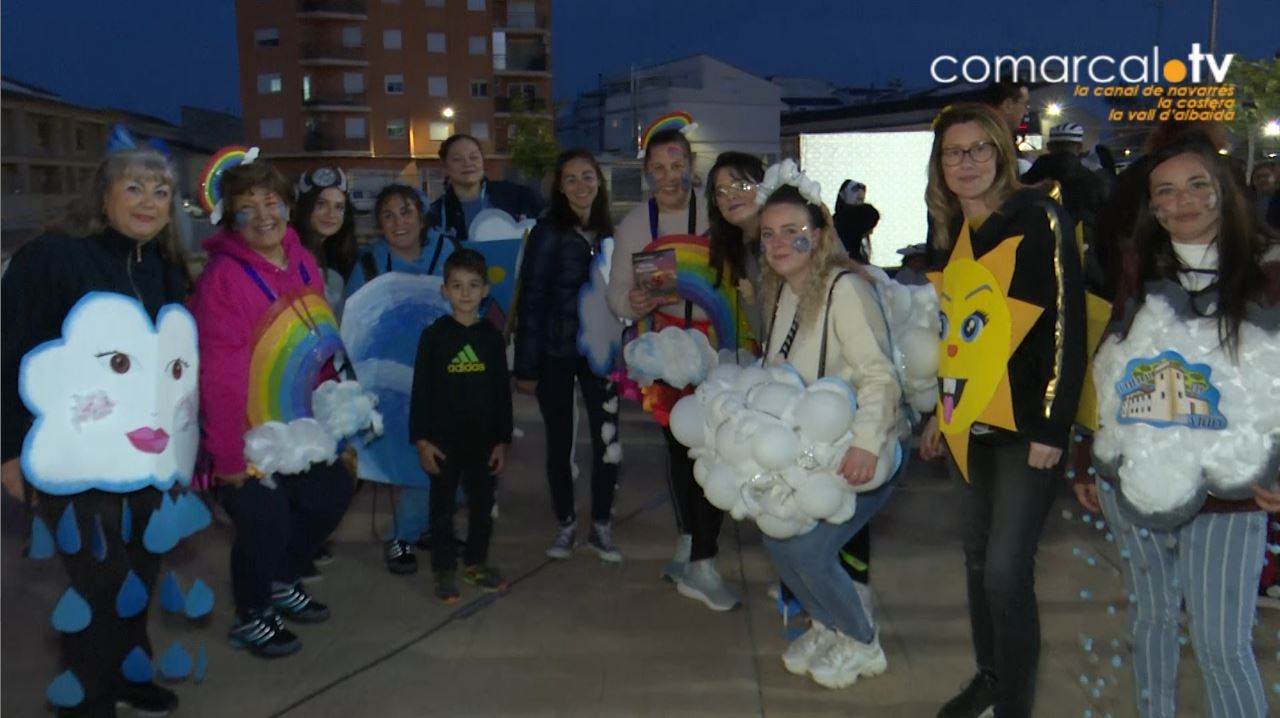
[235,0,552,194]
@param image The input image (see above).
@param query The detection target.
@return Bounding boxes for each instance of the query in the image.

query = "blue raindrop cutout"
[121,646,153,683]
[121,498,133,543]
[29,515,54,559]
[185,578,214,619]
[47,670,84,708]
[90,513,107,562]
[116,570,149,619]
[159,641,192,681]
[56,502,81,554]
[194,644,208,684]
[143,499,179,554]
[158,571,184,613]
[175,492,212,539]
[51,587,92,633]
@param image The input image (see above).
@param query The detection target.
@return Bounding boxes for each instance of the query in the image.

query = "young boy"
[409,249,513,602]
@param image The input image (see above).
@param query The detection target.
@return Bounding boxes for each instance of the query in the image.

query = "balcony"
[493,53,549,75]
[299,42,369,66]
[304,134,370,153]
[498,10,549,33]
[303,93,371,111]
[297,0,368,19]
[494,96,548,114]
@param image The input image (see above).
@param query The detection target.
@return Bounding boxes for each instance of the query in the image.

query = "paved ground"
[3,394,1279,717]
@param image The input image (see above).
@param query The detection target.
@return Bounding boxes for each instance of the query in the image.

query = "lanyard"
[236,258,320,334]
[647,193,698,240]
[441,184,487,237]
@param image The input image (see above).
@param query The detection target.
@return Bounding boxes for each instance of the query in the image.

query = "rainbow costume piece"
[245,286,345,426]
[197,146,258,216]
[632,235,753,352]
[636,111,696,158]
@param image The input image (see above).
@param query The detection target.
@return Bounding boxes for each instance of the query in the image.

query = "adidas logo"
[448,344,486,373]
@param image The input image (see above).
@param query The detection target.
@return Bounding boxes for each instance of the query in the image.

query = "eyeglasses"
[940,142,996,167]
[714,180,756,199]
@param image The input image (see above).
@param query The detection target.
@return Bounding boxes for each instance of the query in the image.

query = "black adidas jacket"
[409,315,512,451]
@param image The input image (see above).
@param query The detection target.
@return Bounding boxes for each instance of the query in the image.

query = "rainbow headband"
[246,288,344,427]
[636,111,697,159]
[198,145,261,224]
[633,235,752,351]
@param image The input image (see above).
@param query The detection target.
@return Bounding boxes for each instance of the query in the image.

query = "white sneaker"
[782,621,838,675]
[676,559,740,611]
[660,534,692,582]
[808,631,888,689]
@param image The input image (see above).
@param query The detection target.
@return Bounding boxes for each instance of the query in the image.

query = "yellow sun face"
[929,225,1042,480]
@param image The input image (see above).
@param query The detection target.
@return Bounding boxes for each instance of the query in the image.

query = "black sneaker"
[385,539,419,575]
[116,681,178,717]
[228,608,301,658]
[435,572,460,604]
[300,561,322,584]
[463,564,508,593]
[937,671,998,718]
[313,542,335,566]
[271,582,331,623]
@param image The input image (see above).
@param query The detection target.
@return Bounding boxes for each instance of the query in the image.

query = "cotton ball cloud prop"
[676,365,903,538]
[864,269,941,415]
[312,379,384,439]
[244,418,338,484]
[1092,293,1280,529]
[623,326,718,389]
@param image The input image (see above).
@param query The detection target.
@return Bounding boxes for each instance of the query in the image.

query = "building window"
[383,29,402,50]
[30,165,64,194]
[345,117,367,139]
[467,0,484,10]
[29,114,54,153]
[428,76,448,97]
[1,163,22,194]
[342,26,362,48]
[470,122,490,140]
[260,118,284,139]
[73,124,98,154]
[427,32,446,53]
[469,36,487,55]
[384,74,405,94]
[257,73,283,94]
[302,74,313,102]
[429,121,452,141]
[470,80,489,98]
[425,0,445,5]
[344,72,365,94]
[254,27,280,47]
[387,119,407,139]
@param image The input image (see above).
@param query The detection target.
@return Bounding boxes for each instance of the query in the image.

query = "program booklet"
[632,248,679,305]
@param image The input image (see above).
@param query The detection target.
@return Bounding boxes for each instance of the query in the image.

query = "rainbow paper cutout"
[246,287,345,427]
[638,112,695,157]
[198,146,253,214]
[632,235,751,351]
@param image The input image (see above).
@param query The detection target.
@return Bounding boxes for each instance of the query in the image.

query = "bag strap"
[816,271,854,378]
[360,252,380,283]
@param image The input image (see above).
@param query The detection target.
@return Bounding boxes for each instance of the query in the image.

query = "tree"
[507,96,559,182]
[1223,57,1280,176]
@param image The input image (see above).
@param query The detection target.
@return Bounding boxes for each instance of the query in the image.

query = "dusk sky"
[1,0,1275,124]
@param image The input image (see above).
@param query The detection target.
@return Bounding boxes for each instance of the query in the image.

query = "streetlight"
[1264,120,1280,138]
[442,106,456,119]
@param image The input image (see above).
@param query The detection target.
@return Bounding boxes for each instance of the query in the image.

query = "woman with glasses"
[920,103,1086,718]
[706,151,766,339]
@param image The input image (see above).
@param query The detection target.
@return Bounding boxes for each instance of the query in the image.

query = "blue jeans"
[764,478,895,643]
[387,486,430,542]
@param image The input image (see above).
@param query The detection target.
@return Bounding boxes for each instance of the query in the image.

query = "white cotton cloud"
[577,236,624,376]
[312,379,383,439]
[468,208,537,243]
[622,326,717,389]
[244,419,337,480]
[1092,294,1280,527]
[20,293,199,495]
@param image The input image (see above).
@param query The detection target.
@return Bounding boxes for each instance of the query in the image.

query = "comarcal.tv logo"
[931,44,1234,85]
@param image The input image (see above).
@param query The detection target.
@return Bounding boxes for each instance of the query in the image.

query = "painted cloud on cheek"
[20,293,200,495]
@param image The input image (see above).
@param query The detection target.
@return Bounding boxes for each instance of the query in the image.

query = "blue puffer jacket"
[513,218,601,378]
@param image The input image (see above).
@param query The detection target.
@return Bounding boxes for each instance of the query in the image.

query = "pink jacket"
[188,227,325,476]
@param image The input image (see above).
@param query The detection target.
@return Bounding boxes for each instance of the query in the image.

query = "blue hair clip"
[105,124,172,157]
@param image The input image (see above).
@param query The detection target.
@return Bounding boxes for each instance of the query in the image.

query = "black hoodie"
[409,314,513,452]
[933,188,1088,449]
[2,230,190,461]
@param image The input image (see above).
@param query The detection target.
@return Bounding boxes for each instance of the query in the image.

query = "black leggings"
[955,435,1059,718]
[37,488,163,716]
[534,355,619,525]
[219,461,354,616]
[663,427,724,561]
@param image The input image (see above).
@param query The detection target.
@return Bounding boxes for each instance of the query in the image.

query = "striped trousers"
[1098,483,1268,718]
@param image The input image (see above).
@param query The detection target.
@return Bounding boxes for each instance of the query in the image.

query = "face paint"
[666,145,682,159]
[1204,189,1218,210]
[680,170,692,192]
[791,235,812,253]
[234,208,253,230]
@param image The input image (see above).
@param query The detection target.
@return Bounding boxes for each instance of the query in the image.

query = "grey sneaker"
[661,534,692,582]
[676,558,740,611]
[546,523,576,559]
[588,522,622,563]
